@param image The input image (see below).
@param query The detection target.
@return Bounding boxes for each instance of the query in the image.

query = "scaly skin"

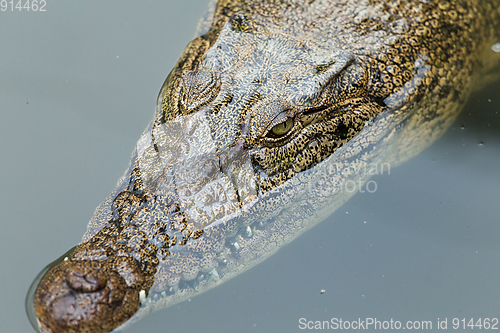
[28,1,500,332]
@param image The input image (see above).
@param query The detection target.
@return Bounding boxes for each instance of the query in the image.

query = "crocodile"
[27,0,500,332]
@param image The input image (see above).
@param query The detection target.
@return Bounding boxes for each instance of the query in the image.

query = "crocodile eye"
[179,68,220,114]
[270,117,293,137]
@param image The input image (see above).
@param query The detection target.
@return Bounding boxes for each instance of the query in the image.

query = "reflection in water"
[19,0,500,332]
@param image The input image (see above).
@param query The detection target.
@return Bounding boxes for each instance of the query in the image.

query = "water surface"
[1,1,499,332]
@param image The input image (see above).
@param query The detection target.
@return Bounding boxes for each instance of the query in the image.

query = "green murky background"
[1,1,499,332]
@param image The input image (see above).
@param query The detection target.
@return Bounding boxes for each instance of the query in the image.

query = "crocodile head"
[28,10,437,333]
[158,14,386,192]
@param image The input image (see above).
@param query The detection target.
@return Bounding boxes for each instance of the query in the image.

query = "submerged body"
[28,0,500,332]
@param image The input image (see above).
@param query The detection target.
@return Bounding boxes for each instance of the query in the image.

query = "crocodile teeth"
[208,268,220,281]
[246,226,253,237]
[139,290,146,304]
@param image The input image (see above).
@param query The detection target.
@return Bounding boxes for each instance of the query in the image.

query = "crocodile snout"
[32,257,142,333]
[66,265,107,293]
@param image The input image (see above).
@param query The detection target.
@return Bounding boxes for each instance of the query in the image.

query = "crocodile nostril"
[66,267,107,293]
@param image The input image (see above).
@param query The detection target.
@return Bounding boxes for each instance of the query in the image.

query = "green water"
[1,1,499,332]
